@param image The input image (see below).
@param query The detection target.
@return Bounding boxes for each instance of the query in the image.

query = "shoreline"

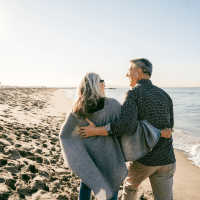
[1,88,200,199]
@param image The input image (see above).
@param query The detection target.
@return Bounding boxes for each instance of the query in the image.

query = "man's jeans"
[79,181,119,200]
[122,161,176,200]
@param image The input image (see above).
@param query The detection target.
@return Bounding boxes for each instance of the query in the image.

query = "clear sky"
[0,0,200,87]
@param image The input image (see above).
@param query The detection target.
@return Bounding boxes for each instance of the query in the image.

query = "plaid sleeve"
[170,99,174,129]
[165,93,174,129]
[108,90,138,137]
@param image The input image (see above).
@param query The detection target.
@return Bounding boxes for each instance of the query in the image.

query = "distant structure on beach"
[64,87,77,89]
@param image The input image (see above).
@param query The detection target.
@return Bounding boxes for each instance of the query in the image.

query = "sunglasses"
[100,79,105,86]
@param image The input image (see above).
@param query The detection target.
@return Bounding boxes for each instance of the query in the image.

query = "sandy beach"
[1,88,200,200]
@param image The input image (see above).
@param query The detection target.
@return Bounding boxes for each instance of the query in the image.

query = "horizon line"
[1,85,200,89]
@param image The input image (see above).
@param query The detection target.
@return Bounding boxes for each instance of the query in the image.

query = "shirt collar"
[136,79,152,85]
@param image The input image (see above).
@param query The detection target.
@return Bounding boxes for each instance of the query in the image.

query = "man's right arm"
[106,90,138,137]
[80,90,138,138]
[80,90,174,139]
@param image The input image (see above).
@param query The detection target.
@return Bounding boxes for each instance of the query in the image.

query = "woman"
[59,72,171,200]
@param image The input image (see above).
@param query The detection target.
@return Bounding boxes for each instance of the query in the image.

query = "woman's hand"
[161,128,174,138]
[79,118,98,138]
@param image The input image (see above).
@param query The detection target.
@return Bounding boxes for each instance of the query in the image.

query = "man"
[80,58,176,200]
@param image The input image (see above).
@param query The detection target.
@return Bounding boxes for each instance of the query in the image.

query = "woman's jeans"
[79,181,119,200]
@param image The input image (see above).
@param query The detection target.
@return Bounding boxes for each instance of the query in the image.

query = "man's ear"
[138,68,144,78]
[138,68,142,75]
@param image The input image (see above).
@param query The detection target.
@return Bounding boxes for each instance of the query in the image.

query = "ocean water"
[63,87,200,167]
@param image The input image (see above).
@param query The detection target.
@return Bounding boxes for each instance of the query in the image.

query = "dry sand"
[0,88,78,200]
[0,88,200,200]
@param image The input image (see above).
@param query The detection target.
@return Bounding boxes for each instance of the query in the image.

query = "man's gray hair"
[130,58,153,77]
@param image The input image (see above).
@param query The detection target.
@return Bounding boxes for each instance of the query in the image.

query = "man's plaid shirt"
[107,79,176,166]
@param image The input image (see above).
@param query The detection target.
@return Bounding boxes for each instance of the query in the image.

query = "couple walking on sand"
[59,58,176,200]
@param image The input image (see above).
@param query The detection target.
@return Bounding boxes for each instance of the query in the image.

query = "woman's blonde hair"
[73,72,104,117]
